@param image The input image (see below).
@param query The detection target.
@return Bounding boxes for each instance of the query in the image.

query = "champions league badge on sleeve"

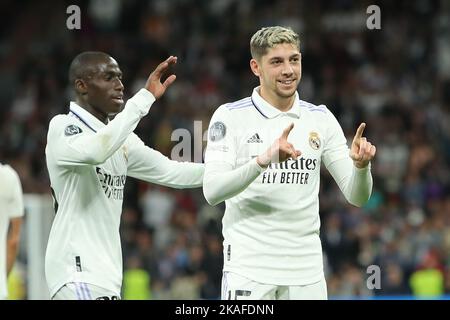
[209,121,226,142]
[64,124,83,136]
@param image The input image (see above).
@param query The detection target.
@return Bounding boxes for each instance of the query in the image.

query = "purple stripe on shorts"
[74,283,83,300]
[82,283,93,300]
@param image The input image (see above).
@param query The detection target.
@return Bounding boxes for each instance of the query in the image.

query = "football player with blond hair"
[204,26,376,300]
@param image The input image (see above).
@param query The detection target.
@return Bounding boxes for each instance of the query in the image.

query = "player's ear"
[74,79,88,95]
[250,58,260,77]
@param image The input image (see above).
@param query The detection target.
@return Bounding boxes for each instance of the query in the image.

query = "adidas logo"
[247,133,263,143]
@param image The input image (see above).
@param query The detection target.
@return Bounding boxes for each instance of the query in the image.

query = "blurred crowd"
[1,0,449,299]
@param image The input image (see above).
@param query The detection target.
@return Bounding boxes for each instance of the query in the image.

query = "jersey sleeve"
[321,107,373,207]
[321,107,350,169]
[46,89,155,167]
[203,158,264,206]
[126,133,204,189]
[203,105,265,205]
[204,105,237,167]
[5,167,24,218]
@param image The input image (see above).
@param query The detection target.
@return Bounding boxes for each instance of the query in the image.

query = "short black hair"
[68,51,111,85]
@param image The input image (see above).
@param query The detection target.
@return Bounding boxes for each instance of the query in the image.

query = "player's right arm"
[47,90,155,166]
[47,57,177,166]
[203,107,300,206]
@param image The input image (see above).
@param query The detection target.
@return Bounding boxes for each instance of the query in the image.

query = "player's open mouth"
[112,96,124,104]
[278,79,296,87]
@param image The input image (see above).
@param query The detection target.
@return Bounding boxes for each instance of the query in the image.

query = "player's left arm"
[323,112,376,207]
[7,217,22,276]
[5,168,24,276]
[126,133,203,189]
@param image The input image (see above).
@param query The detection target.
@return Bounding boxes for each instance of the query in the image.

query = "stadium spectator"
[0,163,24,300]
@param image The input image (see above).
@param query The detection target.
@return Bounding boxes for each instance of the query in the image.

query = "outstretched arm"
[48,56,178,167]
[126,133,204,189]
[203,123,301,206]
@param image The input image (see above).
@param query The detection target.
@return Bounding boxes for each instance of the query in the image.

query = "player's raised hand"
[257,123,301,168]
[145,56,177,99]
[349,123,376,168]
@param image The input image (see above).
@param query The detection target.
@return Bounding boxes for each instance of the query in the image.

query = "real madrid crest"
[309,132,321,150]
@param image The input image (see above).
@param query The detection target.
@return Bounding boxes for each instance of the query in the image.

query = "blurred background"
[1,0,449,300]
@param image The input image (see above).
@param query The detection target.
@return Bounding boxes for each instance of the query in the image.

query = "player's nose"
[115,79,124,91]
[282,62,294,76]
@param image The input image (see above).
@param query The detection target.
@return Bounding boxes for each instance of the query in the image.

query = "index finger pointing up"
[281,123,295,140]
[354,122,366,140]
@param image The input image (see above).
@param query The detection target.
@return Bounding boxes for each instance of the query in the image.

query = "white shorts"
[52,282,121,300]
[221,271,327,300]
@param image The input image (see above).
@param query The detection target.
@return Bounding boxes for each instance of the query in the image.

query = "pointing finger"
[359,138,366,158]
[281,123,294,140]
[354,122,366,141]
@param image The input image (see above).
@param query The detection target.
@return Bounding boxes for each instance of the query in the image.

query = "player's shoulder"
[48,113,84,136]
[223,96,253,111]
[48,113,72,128]
[216,96,253,115]
[298,99,337,121]
[298,99,329,114]
[0,163,19,183]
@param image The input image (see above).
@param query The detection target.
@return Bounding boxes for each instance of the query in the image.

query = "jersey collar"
[69,102,108,132]
[251,87,301,119]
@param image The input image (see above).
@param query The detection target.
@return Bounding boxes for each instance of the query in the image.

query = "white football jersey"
[205,87,372,285]
[0,163,24,299]
[45,89,204,297]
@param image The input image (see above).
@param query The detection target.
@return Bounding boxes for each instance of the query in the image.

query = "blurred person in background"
[0,163,24,300]
[409,249,445,297]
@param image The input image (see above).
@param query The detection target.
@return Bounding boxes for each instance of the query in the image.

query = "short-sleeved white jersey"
[0,163,24,299]
[45,89,204,297]
[205,87,353,285]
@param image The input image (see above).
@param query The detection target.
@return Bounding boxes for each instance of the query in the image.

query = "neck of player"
[260,87,295,112]
[76,99,110,124]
